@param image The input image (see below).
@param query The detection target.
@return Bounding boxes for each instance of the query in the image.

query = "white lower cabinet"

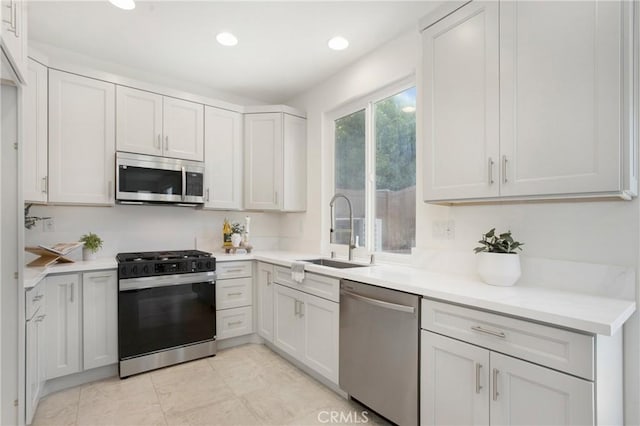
[45,274,82,380]
[82,271,118,370]
[215,262,253,340]
[256,262,274,341]
[25,283,46,425]
[421,331,593,426]
[273,283,339,383]
[44,270,118,381]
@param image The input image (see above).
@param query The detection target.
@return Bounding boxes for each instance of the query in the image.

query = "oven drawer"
[216,306,253,340]
[274,266,339,302]
[216,277,252,309]
[26,282,45,321]
[216,261,252,279]
[421,299,595,380]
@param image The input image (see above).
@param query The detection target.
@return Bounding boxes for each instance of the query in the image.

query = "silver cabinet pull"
[206,188,210,202]
[294,300,300,316]
[32,294,43,302]
[157,134,162,149]
[488,157,494,184]
[299,301,304,317]
[41,176,48,194]
[69,283,74,303]
[342,290,415,314]
[476,363,483,394]
[502,155,508,184]
[227,292,242,296]
[165,135,169,151]
[492,368,499,401]
[36,314,46,322]
[471,325,506,339]
[224,268,244,273]
[228,321,242,326]
[266,271,271,286]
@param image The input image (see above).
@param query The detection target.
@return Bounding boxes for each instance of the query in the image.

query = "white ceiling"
[28,1,440,104]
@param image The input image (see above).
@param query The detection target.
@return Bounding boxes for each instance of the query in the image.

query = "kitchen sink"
[299,258,367,269]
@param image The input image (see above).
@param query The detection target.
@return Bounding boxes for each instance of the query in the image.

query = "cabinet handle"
[488,158,494,185]
[294,300,300,316]
[475,363,482,394]
[227,292,242,296]
[41,176,48,194]
[502,155,508,184]
[266,271,272,285]
[69,283,74,303]
[157,134,162,149]
[471,325,506,339]
[165,136,169,151]
[206,188,210,202]
[228,321,242,326]
[36,314,46,322]
[299,301,304,317]
[492,368,499,401]
[32,294,43,302]
[225,268,243,273]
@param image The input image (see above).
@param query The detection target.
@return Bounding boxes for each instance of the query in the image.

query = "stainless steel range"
[116,250,216,378]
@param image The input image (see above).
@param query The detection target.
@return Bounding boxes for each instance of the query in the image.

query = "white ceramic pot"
[476,252,521,286]
[231,233,243,248]
[83,248,97,261]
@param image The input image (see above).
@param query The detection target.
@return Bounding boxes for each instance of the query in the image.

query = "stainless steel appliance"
[116,152,205,205]
[340,280,420,425]
[117,250,216,378]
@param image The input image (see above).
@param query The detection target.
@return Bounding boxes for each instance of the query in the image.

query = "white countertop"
[23,251,636,336]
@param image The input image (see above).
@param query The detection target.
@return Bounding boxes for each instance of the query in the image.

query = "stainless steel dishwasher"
[340,279,420,426]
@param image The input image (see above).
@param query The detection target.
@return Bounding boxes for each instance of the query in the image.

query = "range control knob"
[120,266,127,277]
[197,261,203,270]
[132,265,138,275]
[142,265,149,275]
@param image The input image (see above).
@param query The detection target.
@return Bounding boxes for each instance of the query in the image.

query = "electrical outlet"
[43,218,55,232]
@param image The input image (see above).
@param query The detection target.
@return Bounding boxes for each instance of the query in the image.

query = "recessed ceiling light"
[216,32,238,47]
[109,0,135,10]
[328,36,349,51]
[402,106,416,113]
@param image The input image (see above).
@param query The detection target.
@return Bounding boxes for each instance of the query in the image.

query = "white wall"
[286,28,640,424]
[25,205,281,259]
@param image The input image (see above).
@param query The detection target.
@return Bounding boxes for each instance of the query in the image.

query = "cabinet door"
[490,352,594,426]
[499,1,623,197]
[1,0,26,83]
[421,331,490,426]
[82,271,117,370]
[204,106,243,209]
[244,113,283,210]
[163,97,204,161]
[24,58,48,203]
[256,262,274,341]
[422,1,500,201]
[216,306,253,340]
[26,310,46,425]
[273,284,303,359]
[300,293,339,383]
[282,114,306,211]
[45,274,81,379]
[116,86,163,157]
[48,70,115,205]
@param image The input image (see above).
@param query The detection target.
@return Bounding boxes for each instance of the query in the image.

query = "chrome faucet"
[330,193,355,261]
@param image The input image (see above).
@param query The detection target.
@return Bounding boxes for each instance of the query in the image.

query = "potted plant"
[474,228,524,286]
[80,232,103,261]
[230,222,245,248]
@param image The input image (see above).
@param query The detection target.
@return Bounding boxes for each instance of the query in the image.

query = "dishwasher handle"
[341,290,415,314]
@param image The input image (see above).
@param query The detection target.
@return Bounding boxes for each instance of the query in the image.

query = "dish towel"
[291,261,306,283]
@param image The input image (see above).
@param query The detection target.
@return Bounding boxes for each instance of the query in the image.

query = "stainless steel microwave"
[116,152,205,205]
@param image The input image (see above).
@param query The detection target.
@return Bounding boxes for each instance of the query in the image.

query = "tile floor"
[33,344,391,426]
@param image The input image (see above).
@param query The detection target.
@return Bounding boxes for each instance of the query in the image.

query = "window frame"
[326,76,416,260]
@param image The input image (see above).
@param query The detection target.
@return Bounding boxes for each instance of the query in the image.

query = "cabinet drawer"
[216,277,252,309]
[273,266,339,302]
[216,306,253,340]
[216,261,252,279]
[26,283,45,321]
[421,299,594,380]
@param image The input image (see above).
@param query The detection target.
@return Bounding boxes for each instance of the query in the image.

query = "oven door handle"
[120,272,216,291]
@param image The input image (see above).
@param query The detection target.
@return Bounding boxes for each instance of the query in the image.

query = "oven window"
[118,282,215,359]
[119,165,182,195]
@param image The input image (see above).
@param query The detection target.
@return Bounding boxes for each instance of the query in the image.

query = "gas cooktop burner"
[116,250,215,279]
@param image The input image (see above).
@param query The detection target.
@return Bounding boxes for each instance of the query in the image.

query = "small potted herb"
[230,222,245,248]
[474,228,524,286]
[80,232,104,261]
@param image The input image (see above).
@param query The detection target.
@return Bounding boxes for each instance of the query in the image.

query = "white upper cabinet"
[48,69,115,205]
[499,1,624,197]
[24,58,48,204]
[163,96,204,161]
[244,112,306,211]
[116,86,163,157]
[422,1,500,201]
[116,87,204,161]
[204,106,243,209]
[1,0,27,83]
[422,0,637,202]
